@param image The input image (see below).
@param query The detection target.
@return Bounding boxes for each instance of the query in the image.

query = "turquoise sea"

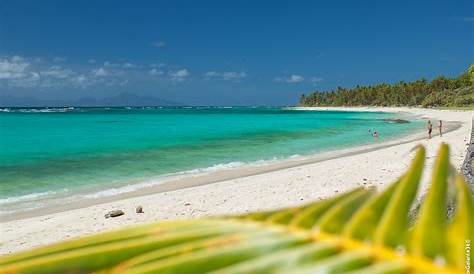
[0,107,423,215]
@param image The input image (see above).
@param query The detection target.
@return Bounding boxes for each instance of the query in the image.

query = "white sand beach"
[1,107,472,256]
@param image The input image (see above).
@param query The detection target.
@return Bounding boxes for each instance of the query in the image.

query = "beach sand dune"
[0,107,472,255]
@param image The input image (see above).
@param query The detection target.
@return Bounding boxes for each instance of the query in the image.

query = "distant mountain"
[0,93,181,107]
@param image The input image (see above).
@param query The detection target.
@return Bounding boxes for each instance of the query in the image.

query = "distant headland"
[0,92,181,107]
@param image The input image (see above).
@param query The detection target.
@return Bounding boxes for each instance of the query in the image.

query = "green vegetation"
[1,144,472,273]
[300,65,474,108]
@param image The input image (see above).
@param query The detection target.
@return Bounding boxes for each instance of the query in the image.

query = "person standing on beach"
[439,120,443,137]
[427,120,433,139]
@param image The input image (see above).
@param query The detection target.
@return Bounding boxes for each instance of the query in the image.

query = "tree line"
[300,65,473,108]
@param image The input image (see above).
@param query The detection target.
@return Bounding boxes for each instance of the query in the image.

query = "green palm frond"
[1,144,473,274]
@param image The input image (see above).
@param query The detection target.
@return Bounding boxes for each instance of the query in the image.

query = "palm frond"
[1,144,472,274]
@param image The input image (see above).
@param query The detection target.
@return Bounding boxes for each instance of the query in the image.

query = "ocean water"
[0,107,423,215]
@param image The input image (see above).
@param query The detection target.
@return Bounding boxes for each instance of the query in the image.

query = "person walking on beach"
[438,120,443,137]
[427,120,433,139]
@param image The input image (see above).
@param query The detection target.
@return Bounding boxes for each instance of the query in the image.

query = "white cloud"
[31,72,40,81]
[309,77,323,84]
[205,71,246,81]
[275,74,322,84]
[122,62,137,69]
[42,66,73,79]
[97,61,138,70]
[0,55,142,89]
[11,55,24,63]
[8,72,41,88]
[0,55,201,89]
[275,74,304,83]
[222,71,246,81]
[0,56,30,79]
[0,56,77,88]
[151,41,166,48]
[92,67,108,77]
[72,74,88,86]
[168,69,190,82]
[149,68,164,76]
[286,74,304,83]
[205,71,219,77]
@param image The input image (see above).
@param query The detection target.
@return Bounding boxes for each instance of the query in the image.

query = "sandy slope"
[1,107,472,255]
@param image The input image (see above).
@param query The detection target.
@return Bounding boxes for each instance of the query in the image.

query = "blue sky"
[0,0,472,105]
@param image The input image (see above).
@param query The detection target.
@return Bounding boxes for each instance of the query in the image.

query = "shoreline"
[0,108,425,221]
[1,111,447,222]
[1,107,472,255]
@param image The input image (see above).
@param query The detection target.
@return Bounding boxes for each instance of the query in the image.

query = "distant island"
[300,65,473,108]
[0,92,181,107]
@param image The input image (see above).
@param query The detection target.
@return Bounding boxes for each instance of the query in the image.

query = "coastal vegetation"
[1,144,472,273]
[300,65,474,108]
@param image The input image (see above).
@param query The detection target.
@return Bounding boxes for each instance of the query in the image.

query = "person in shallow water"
[438,120,443,137]
[372,130,378,138]
[427,120,433,139]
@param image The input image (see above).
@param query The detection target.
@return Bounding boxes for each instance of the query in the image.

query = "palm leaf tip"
[1,145,472,274]
[374,146,425,248]
[409,144,449,258]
